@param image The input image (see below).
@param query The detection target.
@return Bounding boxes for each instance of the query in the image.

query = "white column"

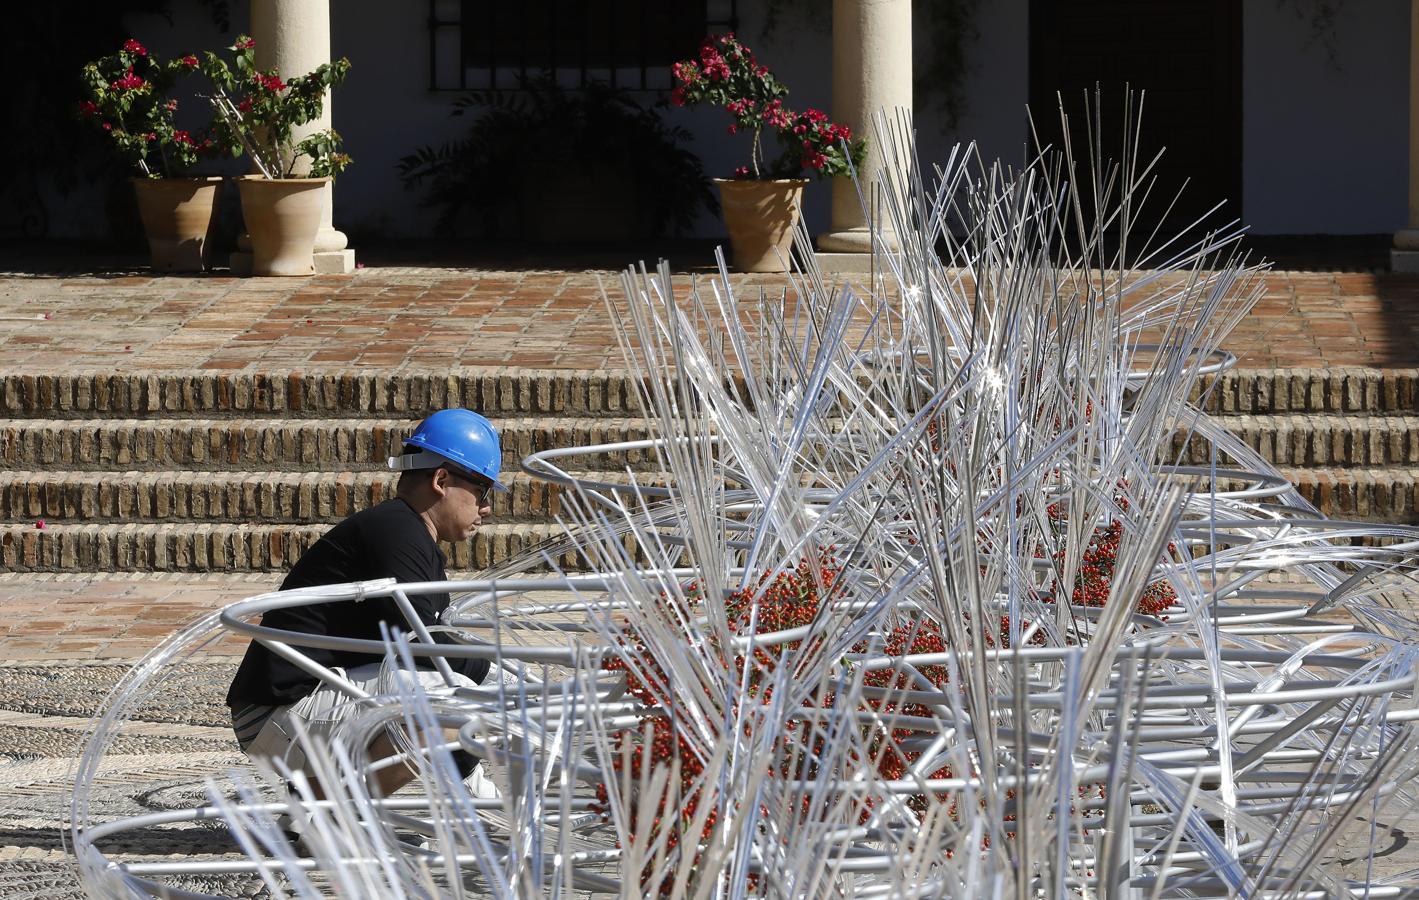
[817,0,913,255]
[1393,0,1419,270]
[252,0,354,267]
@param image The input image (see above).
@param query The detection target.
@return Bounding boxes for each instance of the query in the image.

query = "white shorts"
[242,662,480,776]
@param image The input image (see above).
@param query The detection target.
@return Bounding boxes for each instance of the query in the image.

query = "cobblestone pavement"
[1,266,1418,372]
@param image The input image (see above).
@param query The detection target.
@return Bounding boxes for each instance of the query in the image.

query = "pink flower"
[671,61,699,86]
[173,130,193,145]
[670,85,686,107]
[145,132,157,142]
[733,165,751,178]
[699,46,730,81]
[165,99,178,111]
[123,39,148,56]
[180,54,199,67]
[101,122,112,131]
[254,73,286,92]
[110,67,145,91]
[235,37,256,50]
[237,97,254,114]
[78,100,99,117]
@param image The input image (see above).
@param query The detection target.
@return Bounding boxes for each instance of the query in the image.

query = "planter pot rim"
[713,177,810,186]
[129,175,225,183]
[237,174,332,185]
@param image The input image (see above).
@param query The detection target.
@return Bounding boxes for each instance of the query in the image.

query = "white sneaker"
[465,763,500,801]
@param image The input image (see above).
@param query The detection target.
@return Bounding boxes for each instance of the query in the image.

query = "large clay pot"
[714,177,807,273]
[235,176,330,276]
[131,176,223,272]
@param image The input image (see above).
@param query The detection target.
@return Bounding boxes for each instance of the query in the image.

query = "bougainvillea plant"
[670,33,866,180]
[199,35,352,179]
[79,40,216,177]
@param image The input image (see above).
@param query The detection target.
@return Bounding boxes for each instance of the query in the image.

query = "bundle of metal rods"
[73,101,1419,898]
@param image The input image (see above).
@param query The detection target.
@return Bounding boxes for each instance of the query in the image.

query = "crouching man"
[226,408,505,796]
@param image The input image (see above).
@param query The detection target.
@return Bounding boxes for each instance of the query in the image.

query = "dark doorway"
[1028,1,1243,259]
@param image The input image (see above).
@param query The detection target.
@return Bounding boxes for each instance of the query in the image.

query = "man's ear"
[429,467,451,497]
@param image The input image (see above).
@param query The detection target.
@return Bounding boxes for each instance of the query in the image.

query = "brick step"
[1191,368,1419,416]
[0,416,660,472]
[0,369,645,419]
[0,521,585,574]
[5,368,1419,420]
[1174,414,1419,467]
[1268,467,1419,523]
[0,470,658,525]
[8,412,1419,472]
[6,464,1412,529]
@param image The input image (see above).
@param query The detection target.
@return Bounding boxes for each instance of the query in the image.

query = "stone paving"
[1,266,1419,373]
[0,574,262,660]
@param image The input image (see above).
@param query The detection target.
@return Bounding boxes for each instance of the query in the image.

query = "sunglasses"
[442,466,494,502]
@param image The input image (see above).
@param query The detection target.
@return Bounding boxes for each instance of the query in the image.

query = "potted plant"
[201,35,351,276]
[80,40,222,271]
[398,77,716,243]
[671,33,865,272]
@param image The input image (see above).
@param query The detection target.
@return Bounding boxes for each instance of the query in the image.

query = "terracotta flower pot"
[131,176,223,272]
[714,177,807,273]
[235,176,330,276]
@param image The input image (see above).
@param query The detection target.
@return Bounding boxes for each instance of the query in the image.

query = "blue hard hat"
[388,408,508,492]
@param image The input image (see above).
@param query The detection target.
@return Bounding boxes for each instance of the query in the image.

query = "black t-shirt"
[226,497,488,707]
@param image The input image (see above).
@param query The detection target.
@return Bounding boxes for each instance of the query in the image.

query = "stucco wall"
[329,1,841,239]
[1242,0,1408,235]
[64,2,1411,242]
[914,0,1030,187]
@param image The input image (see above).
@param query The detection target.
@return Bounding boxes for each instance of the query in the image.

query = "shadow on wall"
[395,79,718,245]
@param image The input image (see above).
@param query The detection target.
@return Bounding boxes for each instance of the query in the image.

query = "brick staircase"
[1187,368,1419,522]
[0,370,655,575]
[1,366,1416,575]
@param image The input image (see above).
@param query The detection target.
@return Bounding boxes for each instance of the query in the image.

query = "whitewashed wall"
[65,1,1406,242]
[1242,0,1408,234]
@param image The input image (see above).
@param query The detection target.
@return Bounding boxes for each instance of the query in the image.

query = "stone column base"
[817,225,901,255]
[818,226,875,253]
[229,249,356,276]
[1392,249,1419,272]
[815,252,880,273]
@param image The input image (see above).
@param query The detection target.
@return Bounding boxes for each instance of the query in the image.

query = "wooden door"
[1029,0,1243,256]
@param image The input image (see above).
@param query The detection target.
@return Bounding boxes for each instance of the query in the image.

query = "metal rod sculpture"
[72,102,1419,898]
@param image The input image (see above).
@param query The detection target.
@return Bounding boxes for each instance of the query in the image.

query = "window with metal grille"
[428,0,738,92]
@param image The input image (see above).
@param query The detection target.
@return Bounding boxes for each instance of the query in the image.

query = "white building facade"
[92,0,1412,246]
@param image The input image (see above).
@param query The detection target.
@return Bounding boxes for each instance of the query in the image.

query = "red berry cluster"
[1043,488,1177,618]
[596,557,842,893]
